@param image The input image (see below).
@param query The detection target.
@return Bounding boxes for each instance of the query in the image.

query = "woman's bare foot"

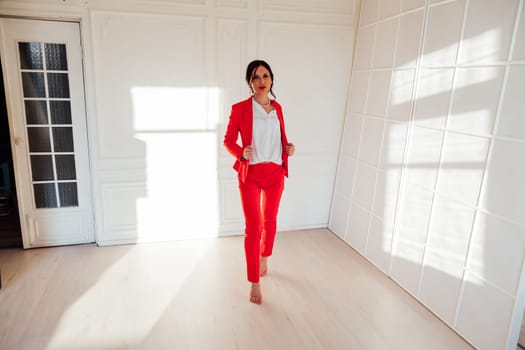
[250,283,263,304]
[260,257,268,277]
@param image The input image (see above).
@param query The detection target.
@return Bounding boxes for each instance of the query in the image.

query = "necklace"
[257,98,271,108]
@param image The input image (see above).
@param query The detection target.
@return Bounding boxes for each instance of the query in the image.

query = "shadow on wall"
[333,1,525,349]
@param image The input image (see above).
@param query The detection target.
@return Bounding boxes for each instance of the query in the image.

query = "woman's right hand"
[242,145,253,160]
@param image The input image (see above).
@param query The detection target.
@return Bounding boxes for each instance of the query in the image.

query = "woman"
[224,60,295,304]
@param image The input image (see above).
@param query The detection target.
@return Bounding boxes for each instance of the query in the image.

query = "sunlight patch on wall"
[132,87,212,131]
[459,28,503,64]
[131,87,220,240]
[390,69,414,106]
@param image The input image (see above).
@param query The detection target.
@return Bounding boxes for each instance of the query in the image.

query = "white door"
[0,18,94,248]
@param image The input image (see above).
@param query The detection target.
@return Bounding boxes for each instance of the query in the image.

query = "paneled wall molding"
[100,182,147,232]
[0,2,87,20]
[87,0,208,10]
[94,168,148,182]
[258,19,352,35]
[257,11,352,26]
[219,179,243,223]
[260,0,352,15]
[93,158,149,170]
[359,7,425,30]
[29,0,351,244]
[332,0,525,349]
[0,0,352,23]
[216,0,247,9]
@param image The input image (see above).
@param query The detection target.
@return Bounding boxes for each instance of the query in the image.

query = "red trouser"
[239,162,285,283]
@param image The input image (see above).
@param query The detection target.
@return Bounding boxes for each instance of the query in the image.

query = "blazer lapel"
[242,97,253,147]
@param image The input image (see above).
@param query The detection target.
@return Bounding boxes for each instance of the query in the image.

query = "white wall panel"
[216,18,247,117]
[360,0,379,26]
[395,9,424,68]
[260,0,352,14]
[393,185,427,294]
[395,183,433,246]
[354,25,376,70]
[334,155,356,199]
[352,162,377,211]
[404,126,443,190]
[470,211,525,296]
[456,272,515,350]
[366,70,391,117]
[372,168,400,224]
[142,0,205,4]
[402,0,425,12]
[372,18,398,68]
[481,139,525,225]
[449,67,505,135]
[379,120,408,171]
[345,203,370,253]
[219,180,243,223]
[347,71,369,114]
[458,0,519,65]
[101,183,146,232]
[332,1,525,348]
[421,0,465,67]
[279,174,334,228]
[216,0,247,8]
[426,196,474,264]
[359,117,384,166]
[258,22,352,154]
[378,0,400,20]
[497,65,525,140]
[340,115,363,157]
[390,240,424,295]
[436,132,489,205]
[419,247,464,324]
[513,4,525,60]
[387,69,415,122]
[91,12,206,160]
[366,216,393,272]
[329,194,350,239]
[413,68,454,129]
[215,18,247,233]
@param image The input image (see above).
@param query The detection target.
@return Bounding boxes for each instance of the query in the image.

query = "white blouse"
[250,99,282,165]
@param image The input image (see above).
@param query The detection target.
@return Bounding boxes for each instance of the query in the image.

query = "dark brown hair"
[245,60,276,98]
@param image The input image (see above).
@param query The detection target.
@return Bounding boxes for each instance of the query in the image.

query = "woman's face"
[250,65,272,96]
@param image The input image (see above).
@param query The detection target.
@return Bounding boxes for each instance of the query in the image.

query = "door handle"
[14,137,25,146]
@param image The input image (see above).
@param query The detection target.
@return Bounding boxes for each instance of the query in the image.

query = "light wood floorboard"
[0,229,474,350]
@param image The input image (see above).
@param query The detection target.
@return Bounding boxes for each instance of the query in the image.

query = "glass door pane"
[18,41,78,209]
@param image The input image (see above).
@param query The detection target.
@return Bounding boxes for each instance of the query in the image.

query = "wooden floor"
[0,229,474,350]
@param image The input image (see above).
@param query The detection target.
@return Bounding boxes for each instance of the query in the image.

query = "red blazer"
[224,96,289,182]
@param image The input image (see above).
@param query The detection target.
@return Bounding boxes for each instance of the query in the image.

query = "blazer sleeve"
[223,104,243,160]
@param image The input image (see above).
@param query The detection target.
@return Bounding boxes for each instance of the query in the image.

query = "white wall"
[0,0,354,243]
[330,0,525,349]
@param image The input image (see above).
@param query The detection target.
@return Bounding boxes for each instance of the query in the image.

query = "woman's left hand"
[286,143,295,156]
